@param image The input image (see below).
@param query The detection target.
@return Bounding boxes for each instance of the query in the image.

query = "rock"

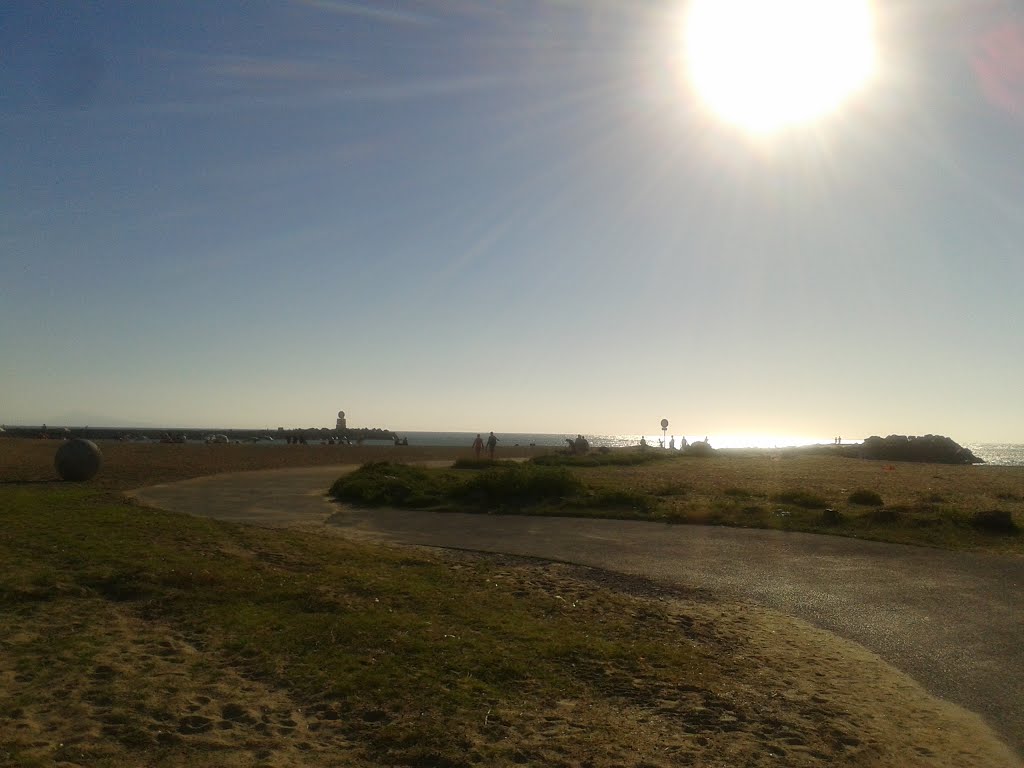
[54,438,103,481]
[858,434,982,465]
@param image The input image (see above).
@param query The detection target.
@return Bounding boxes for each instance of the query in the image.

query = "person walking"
[486,431,499,459]
[472,433,484,459]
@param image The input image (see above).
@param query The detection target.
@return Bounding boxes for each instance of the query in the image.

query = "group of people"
[471,431,499,459]
[640,435,696,450]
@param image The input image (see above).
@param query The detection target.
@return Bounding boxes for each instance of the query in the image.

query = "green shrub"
[455,464,584,508]
[848,489,884,506]
[769,489,829,509]
[330,462,451,507]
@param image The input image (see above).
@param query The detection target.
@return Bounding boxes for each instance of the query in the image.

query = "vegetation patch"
[867,507,901,524]
[329,462,455,507]
[848,489,884,507]
[970,509,1020,535]
[454,464,584,510]
[653,482,692,497]
[451,458,518,470]
[0,484,718,767]
[530,451,667,468]
[724,487,755,499]
[769,489,829,510]
[581,489,656,513]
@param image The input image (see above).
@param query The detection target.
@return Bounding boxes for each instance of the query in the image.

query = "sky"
[2,0,1023,443]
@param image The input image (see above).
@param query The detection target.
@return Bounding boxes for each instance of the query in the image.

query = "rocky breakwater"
[857,434,983,464]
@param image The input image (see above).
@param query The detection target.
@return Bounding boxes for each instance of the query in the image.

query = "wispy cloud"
[296,0,436,26]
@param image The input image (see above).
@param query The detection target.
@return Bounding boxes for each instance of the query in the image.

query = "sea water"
[966,444,1024,466]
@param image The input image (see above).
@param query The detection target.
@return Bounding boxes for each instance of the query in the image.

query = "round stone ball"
[54,439,103,481]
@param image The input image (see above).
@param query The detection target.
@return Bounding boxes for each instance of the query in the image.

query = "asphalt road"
[131,465,1024,757]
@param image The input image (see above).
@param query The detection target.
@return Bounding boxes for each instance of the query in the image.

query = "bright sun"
[684,0,878,134]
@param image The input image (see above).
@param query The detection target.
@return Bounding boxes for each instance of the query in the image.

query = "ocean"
[966,443,1024,467]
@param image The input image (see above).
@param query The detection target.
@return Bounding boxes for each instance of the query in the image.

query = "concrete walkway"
[131,465,1024,758]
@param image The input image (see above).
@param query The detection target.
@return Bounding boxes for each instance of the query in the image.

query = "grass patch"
[724,487,755,499]
[769,489,830,510]
[848,489,884,506]
[321,451,1024,553]
[454,464,583,510]
[0,485,710,766]
[450,458,518,470]
[580,489,657,513]
[530,451,668,468]
[329,462,455,507]
[970,509,1020,535]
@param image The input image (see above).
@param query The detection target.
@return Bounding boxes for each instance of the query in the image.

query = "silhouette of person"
[472,433,484,459]
[669,436,676,450]
[486,431,499,459]
[639,436,648,448]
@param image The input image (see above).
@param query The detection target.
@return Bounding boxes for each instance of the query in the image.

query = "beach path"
[131,464,1024,759]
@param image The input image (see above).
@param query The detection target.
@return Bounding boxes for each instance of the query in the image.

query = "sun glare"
[684,0,878,134]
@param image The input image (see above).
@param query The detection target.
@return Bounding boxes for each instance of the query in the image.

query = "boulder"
[54,438,103,481]
[858,434,982,465]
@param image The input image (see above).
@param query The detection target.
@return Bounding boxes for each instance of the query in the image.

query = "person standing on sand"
[472,434,484,459]
[486,431,499,459]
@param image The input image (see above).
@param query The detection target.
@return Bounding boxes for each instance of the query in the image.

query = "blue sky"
[2,0,1022,442]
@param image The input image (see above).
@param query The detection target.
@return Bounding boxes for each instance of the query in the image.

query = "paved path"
[132,465,1024,757]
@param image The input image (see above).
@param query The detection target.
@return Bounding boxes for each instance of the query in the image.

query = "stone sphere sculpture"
[54,439,103,481]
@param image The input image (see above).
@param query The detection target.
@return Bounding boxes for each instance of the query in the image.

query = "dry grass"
[569,453,1024,553]
[0,438,542,490]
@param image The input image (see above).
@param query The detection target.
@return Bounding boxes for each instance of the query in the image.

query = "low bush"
[329,462,451,507]
[848,489,884,506]
[770,489,829,509]
[455,464,584,509]
[970,510,1019,535]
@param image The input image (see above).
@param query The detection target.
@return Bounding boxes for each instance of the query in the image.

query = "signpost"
[660,418,669,447]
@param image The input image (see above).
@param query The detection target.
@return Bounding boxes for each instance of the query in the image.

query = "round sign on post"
[660,419,669,430]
